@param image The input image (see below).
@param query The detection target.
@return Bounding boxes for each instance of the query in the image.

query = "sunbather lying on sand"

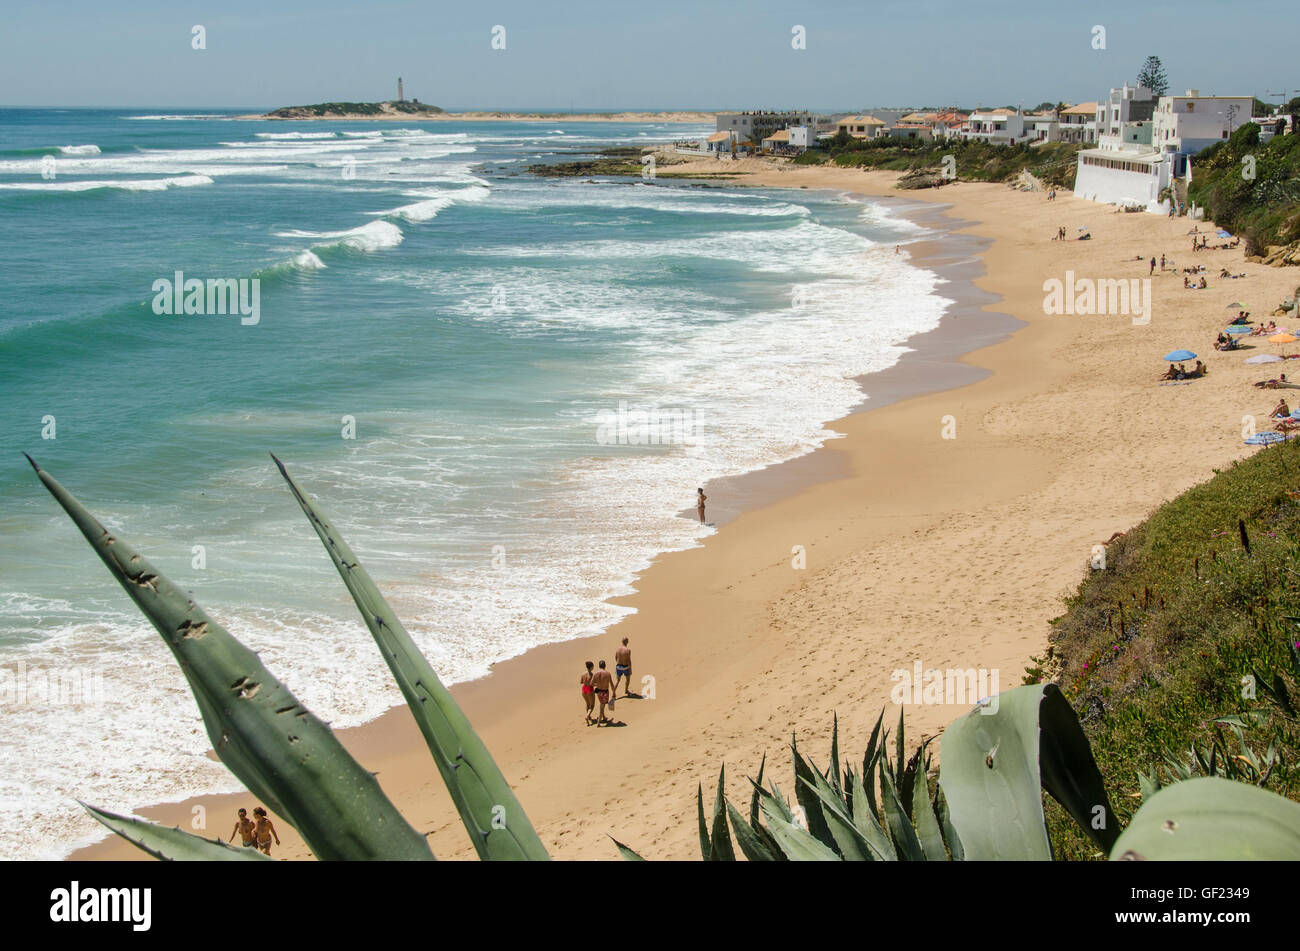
[1254,375,1289,388]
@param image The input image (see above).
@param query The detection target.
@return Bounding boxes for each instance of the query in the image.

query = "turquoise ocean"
[0,109,948,857]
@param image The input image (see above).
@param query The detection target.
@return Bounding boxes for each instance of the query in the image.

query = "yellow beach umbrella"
[1269,333,1298,344]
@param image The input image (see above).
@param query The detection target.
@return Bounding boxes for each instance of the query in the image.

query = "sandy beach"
[72,160,1300,861]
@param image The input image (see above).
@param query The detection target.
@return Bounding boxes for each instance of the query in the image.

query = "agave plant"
[645,684,1300,861]
[26,453,548,861]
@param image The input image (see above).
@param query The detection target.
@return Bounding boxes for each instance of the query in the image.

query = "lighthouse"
[397,77,404,102]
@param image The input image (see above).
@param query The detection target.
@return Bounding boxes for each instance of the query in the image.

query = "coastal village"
[681,81,1291,215]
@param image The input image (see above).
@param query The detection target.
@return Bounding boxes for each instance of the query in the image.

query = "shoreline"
[67,172,1007,861]
[71,164,1294,861]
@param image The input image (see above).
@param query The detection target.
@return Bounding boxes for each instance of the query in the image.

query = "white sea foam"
[0,131,957,862]
[120,114,233,120]
[254,131,338,140]
[0,174,214,193]
[366,184,491,222]
[274,219,404,251]
[58,144,101,155]
[292,250,327,269]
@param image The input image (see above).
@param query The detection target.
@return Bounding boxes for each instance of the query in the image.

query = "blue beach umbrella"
[1224,325,1253,335]
[1162,349,1197,362]
[1217,230,1232,238]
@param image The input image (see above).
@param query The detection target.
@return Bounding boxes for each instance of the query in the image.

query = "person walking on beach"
[1149,257,1156,275]
[580,660,596,725]
[696,487,707,522]
[590,660,615,724]
[230,808,256,848]
[253,806,280,856]
[1160,254,1166,271]
[613,638,633,698]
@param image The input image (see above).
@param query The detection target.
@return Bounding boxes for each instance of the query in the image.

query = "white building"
[1152,90,1255,156]
[1099,84,1156,138]
[705,130,750,154]
[788,125,812,150]
[716,110,814,143]
[835,115,890,139]
[1059,102,1099,144]
[1073,147,1176,213]
[1027,112,1060,143]
[960,109,1033,145]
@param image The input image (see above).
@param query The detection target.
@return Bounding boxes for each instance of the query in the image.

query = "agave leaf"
[829,712,843,802]
[1112,777,1300,860]
[1136,769,1162,801]
[272,456,547,861]
[756,789,840,861]
[910,767,947,861]
[847,767,896,860]
[1190,742,1210,777]
[609,836,646,861]
[936,787,964,861]
[879,758,925,860]
[796,774,875,860]
[28,457,432,861]
[766,779,797,824]
[791,738,840,853]
[749,752,766,829]
[81,803,272,862]
[725,800,779,861]
[696,783,711,861]
[862,710,884,819]
[939,684,1118,860]
[894,707,906,790]
[709,766,736,861]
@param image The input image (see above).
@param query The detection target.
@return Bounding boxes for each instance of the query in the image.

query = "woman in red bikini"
[580,660,596,725]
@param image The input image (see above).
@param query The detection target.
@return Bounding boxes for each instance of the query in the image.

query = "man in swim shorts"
[590,660,615,725]
[613,637,633,698]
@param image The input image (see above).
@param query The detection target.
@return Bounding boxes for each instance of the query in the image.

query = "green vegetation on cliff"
[796,135,1081,190]
[1187,123,1300,256]
[1034,440,1300,857]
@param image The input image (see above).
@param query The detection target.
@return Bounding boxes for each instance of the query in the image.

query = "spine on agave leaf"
[26,457,432,861]
[81,803,272,861]
[271,455,548,861]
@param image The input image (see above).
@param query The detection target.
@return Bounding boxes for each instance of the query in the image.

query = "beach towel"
[1159,380,1196,386]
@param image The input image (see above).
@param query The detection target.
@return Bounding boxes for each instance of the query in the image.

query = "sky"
[1,0,1296,111]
